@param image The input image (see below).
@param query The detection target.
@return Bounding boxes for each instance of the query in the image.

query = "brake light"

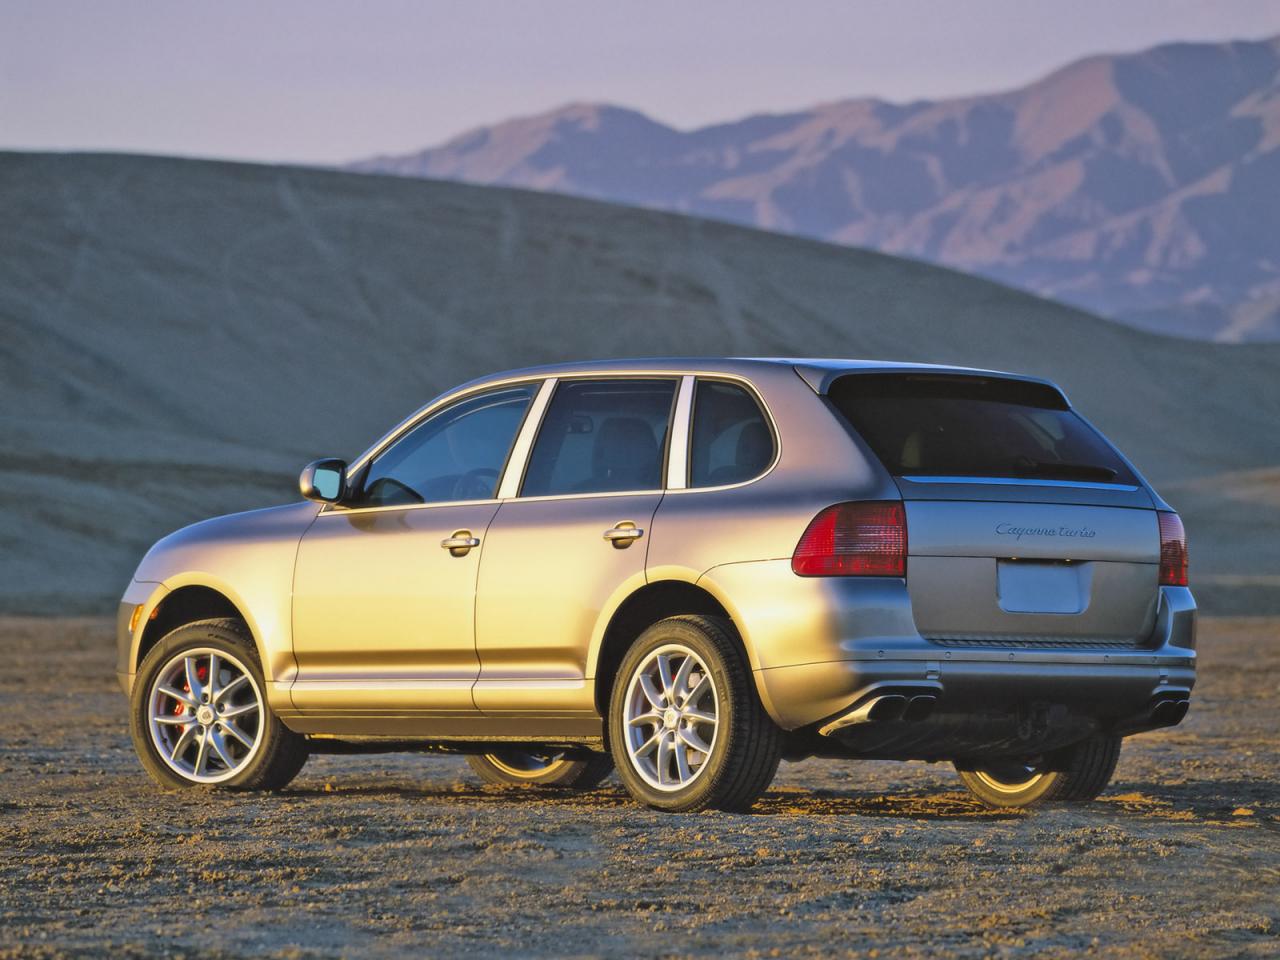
[1158,511,1188,586]
[792,501,907,577]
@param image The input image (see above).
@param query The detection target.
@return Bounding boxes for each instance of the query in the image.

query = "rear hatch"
[827,372,1160,648]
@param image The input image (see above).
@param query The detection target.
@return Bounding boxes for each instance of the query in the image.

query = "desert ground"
[0,618,1276,958]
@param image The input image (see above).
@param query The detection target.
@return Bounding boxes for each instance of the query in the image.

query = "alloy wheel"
[147,647,265,784]
[622,643,719,791]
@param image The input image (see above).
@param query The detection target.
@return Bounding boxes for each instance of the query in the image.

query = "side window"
[353,385,536,508]
[521,379,676,497]
[689,380,774,488]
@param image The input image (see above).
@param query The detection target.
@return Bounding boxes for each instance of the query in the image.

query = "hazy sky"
[4,0,1279,164]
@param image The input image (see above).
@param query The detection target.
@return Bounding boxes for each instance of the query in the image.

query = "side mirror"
[299,459,347,504]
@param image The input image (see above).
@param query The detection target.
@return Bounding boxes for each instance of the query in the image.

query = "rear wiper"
[1011,457,1118,482]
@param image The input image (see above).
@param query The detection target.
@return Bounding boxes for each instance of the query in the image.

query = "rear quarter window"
[826,373,1137,485]
[688,380,774,487]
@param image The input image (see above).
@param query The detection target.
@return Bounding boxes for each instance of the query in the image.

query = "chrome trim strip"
[320,497,498,518]
[290,679,475,690]
[498,378,557,500]
[666,375,695,490]
[900,475,1140,492]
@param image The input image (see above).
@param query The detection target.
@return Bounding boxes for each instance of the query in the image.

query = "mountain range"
[3,153,1278,614]
[351,34,1280,342]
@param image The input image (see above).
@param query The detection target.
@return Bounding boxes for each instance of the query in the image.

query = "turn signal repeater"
[1157,511,1188,586]
[128,602,160,634]
[792,501,907,577]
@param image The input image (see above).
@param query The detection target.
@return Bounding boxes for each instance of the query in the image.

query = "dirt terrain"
[0,617,1276,958]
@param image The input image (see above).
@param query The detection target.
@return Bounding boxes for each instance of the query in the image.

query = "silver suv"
[118,358,1195,811]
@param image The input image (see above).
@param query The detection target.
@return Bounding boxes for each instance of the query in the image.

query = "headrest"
[593,417,659,487]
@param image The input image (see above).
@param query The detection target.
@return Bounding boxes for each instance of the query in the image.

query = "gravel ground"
[1,617,1277,958]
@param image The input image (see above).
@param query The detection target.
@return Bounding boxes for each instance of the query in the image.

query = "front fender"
[122,501,318,699]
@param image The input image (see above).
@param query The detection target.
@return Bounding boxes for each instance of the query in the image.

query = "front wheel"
[129,618,309,791]
[466,750,613,790]
[608,615,782,812]
[955,734,1122,809]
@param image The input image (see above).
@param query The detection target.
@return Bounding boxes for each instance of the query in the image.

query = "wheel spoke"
[158,684,196,707]
[219,701,257,720]
[683,707,716,725]
[152,712,191,726]
[184,657,204,701]
[638,673,666,710]
[169,724,197,763]
[219,719,254,749]
[678,725,712,755]
[207,729,235,768]
[685,675,711,709]
[672,655,695,701]
[632,730,662,759]
[656,655,674,699]
[674,739,692,782]
[215,674,249,704]
[656,734,674,785]
[193,729,210,776]
[206,654,221,701]
[627,710,661,728]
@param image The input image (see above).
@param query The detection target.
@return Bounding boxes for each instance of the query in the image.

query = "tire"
[607,615,782,813]
[956,734,1121,809]
[129,618,309,791]
[466,750,613,790]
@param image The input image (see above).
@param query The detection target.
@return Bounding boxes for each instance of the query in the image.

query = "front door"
[291,383,538,715]
[474,377,678,715]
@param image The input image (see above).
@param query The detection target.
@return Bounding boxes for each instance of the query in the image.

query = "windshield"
[827,373,1137,485]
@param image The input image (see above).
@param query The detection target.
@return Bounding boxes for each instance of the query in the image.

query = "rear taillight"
[792,501,907,577]
[1158,511,1188,587]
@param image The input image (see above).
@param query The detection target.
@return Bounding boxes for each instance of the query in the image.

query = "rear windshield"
[827,373,1136,485]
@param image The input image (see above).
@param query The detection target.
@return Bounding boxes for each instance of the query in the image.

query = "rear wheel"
[956,734,1122,809]
[130,618,309,791]
[608,615,782,812]
[466,750,613,790]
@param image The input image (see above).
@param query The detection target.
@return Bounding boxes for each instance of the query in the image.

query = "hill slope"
[2,152,1278,613]
[352,35,1280,342]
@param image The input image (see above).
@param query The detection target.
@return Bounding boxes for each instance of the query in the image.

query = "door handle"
[441,531,480,555]
[603,522,644,547]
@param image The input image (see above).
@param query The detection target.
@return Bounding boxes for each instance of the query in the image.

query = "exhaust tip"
[866,694,908,722]
[903,694,937,723]
[1151,698,1190,727]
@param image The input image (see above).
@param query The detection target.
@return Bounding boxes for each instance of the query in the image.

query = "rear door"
[473,377,678,714]
[827,373,1161,646]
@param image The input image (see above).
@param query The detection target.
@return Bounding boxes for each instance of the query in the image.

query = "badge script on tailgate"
[995,523,1098,542]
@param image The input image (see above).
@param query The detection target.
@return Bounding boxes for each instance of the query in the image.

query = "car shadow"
[281,777,1278,825]
[286,780,1018,819]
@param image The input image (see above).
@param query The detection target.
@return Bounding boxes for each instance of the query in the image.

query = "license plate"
[997,559,1091,614]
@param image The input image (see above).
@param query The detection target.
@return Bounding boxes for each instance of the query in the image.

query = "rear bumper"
[751,584,1196,732]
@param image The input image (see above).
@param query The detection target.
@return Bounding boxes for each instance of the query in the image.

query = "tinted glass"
[827,374,1136,484]
[689,380,774,487]
[522,379,676,496]
[354,385,535,507]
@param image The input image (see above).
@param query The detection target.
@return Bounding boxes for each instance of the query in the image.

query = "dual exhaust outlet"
[818,685,940,737]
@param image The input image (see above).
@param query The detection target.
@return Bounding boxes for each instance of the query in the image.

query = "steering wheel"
[452,467,499,501]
